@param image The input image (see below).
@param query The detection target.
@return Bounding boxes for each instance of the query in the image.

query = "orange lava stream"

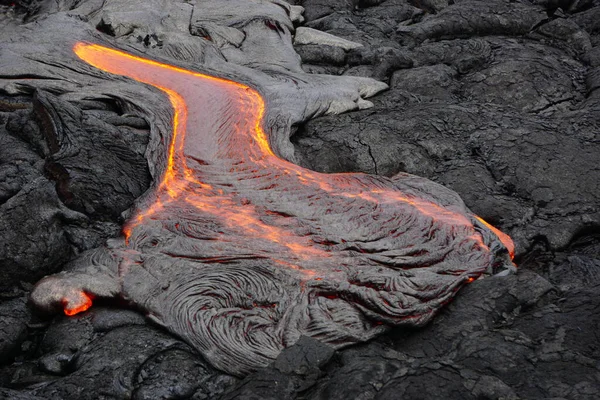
[65,42,515,315]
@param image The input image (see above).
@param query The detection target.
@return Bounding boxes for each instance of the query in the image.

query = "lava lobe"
[31,43,515,376]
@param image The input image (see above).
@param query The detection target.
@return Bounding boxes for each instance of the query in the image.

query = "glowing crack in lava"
[31,42,515,375]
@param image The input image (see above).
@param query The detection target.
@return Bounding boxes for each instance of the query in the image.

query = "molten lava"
[32,42,515,375]
[475,216,515,259]
[62,291,93,316]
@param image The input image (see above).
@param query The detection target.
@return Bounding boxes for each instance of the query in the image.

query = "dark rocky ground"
[1,0,600,399]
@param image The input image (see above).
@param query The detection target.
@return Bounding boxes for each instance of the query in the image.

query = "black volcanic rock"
[0,297,29,364]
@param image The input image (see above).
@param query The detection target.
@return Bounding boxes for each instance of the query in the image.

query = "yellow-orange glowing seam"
[475,216,515,260]
[251,91,274,158]
[161,88,186,193]
[123,200,165,241]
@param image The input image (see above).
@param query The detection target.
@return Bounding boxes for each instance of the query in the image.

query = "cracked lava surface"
[31,42,515,375]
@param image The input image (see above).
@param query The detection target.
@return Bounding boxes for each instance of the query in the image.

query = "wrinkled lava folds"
[31,43,515,375]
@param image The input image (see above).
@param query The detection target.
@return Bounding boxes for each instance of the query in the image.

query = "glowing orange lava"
[62,291,93,316]
[65,42,515,316]
[476,216,515,259]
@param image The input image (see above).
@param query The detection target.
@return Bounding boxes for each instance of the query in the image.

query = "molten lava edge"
[63,291,93,316]
[63,42,515,331]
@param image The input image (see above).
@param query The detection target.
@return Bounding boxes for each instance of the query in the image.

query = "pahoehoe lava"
[30,42,515,376]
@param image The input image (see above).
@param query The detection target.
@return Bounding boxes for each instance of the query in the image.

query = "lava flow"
[73,42,513,258]
[34,42,515,375]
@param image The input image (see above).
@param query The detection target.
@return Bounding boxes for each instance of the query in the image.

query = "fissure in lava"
[31,42,515,375]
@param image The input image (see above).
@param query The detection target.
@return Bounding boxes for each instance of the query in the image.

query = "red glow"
[63,291,93,316]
